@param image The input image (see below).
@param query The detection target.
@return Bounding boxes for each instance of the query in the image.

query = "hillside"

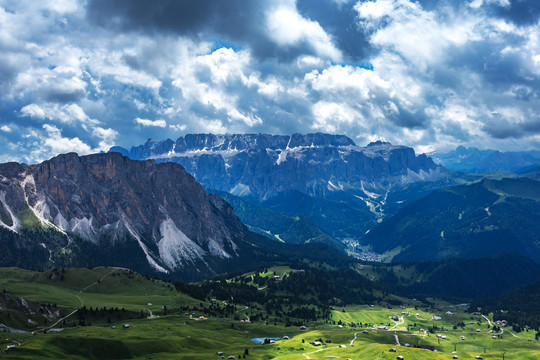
[365,177,540,262]
[209,190,343,249]
[365,253,540,300]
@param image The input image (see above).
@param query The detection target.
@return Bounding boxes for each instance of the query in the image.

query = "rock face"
[0,152,246,278]
[111,133,439,201]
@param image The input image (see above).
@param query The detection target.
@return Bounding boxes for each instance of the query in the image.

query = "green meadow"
[0,267,539,359]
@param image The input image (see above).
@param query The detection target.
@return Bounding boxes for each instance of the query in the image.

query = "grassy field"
[1,267,539,359]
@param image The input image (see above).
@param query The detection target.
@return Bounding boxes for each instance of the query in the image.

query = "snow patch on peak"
[157,217,206,270]
[276,150,288,165]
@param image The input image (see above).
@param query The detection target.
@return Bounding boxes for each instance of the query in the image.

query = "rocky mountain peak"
[0,152,248,278]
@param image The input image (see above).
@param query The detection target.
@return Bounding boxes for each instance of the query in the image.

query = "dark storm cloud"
[86,0,321,62]
[296,0,372,61]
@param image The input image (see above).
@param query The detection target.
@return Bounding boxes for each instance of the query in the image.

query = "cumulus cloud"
[1,0,540,163]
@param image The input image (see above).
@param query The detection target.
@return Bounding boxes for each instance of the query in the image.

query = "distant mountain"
[0,152,350,281]
[111,134,439,201]
[111,133,453,241]
[365,177,540,263]
[432,146,540,174]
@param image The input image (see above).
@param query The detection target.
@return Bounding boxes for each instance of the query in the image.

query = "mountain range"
[110,133,456,241]
[432,146,540,174]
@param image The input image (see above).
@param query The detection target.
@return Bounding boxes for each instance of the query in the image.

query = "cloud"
[1,0,540,163]
[0,125,12,133]
[135,118,167,128]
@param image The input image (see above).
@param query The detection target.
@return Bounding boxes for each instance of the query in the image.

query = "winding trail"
[302,332,358,359]
[236,306,250,322]
[144,308,159,319]
[394,334,401,346]
[34,268,119,333]
[388,316,405,331]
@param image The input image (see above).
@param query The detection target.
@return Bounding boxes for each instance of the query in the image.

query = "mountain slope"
[208,190,343,249]
[372,253,540,300]
[365,177,540,262]
[0,152,250,279]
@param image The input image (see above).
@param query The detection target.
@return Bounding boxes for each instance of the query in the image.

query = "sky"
[0,0,540,164]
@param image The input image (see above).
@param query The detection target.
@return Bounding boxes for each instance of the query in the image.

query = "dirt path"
[236,306,250,322]
[388,316,405,330]
[144,308,159,319]
[394,334,401,346]
[302,332,358,359]
[34,268,119,333]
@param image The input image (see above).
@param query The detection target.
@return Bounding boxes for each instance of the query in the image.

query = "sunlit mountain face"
[1,0,540,164]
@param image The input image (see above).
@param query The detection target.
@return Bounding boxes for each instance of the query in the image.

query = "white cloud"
[0,125,12,132]
[312,101,359,133]
[20,103,97,125]
[41,124,92,156]
[267,1,342,61]
[135,118,167,128]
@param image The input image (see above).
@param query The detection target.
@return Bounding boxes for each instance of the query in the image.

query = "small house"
[283,336,290,340]
[476,329,481,332]
[461,336,465,340]
[217,352,224,356]
[339,344,346,348]
[123,324,130,329]
[6,345,16,350]
[300,325,307,330]
[389,348,398,352]
[312,341,322,346]
[453,356,458,359]
[362,330,368,333]
[492,335,497,339]
[391,315,399,321]
[337,325,343,328]
[475,356,483,359]
[397,356,404,360]
[433,316,442,320]
[228,356,235,359]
